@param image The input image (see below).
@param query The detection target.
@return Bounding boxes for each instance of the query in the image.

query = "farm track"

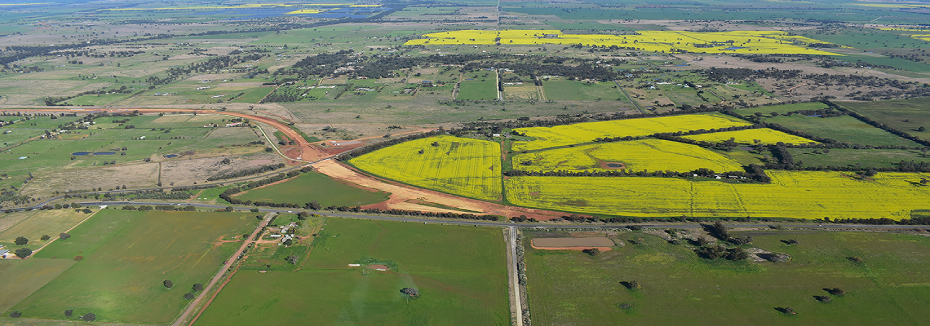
[614,81,644,114]
[173,212,276,326]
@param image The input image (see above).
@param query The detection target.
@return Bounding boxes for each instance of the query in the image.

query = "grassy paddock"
[235,171,390,207]
[525,230,930,325]
[196,218,509,325]
[9,210,258,323]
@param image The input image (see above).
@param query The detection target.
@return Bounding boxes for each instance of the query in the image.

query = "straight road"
[509,226,523,326]
[76,200,930,231]
[172,212,275,326]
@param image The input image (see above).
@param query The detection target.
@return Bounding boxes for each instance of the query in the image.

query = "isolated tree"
[192,283,204,292]
[40,234,51,241]
[582,248,600,256]
[81,313,96,321]
[824,287,846,296]
[59,233,71,240]
[9,311,21,318]
[814,295,831,302]
[183,293,195,300]
[14,236,28,245]
[401,287,419,297]
[64,309,73,317]
[163,280,174,289]
[287,255,299,265]
[15,248,32,259]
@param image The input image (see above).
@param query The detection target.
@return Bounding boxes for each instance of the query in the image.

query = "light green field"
[526,230,930,325]
[235,171,390,207]
[0,258,76,314]
[542,80,622,101]
[195,217,509,325]
[762,115,921,147]
[0,209,92,251]
[457,71,498,101]
[7,210,258,323]
[350,135,502,201]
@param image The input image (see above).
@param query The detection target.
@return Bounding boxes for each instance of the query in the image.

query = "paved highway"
[75,201,930,230]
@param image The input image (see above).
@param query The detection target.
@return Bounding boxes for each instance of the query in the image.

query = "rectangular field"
[542,80,620,101]
[505,171,930,220]
[349,135,502,201]
[762,115,920,147]
[512,113,752,151]
[513,139,744,173]
[525,230,930,325]
[839,98,930,141]
[195,218,509,325]
[9,210,258,323]
[683,128,817,145]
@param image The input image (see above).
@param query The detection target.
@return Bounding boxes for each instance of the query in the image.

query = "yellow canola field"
[512,113,752,151]
[405,30,841,55]
[683,128,817,145]
[350,135,502,201]
[513,139,744,173]
[505,171,930,220]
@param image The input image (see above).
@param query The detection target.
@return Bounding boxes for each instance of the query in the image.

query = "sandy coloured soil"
[314,160,572,220]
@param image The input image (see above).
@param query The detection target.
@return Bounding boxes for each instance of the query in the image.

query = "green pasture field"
[0,114,263,173]
[525,230,930,326]
[839,99,930,141]
[734,102,829,116]
[234,171,390,208]
[761,115,921,147]
[457,71,498,101]
[542,80,622,101]
[229,86,275,103]
[788,148,929,169]
[0,209,93,251]
[0,258,76,314]
[195,218,509,325]
[8,209,258,323]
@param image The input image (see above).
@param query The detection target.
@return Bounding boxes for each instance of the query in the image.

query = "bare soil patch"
[248,159,274,165]
[315,160,570,220]
[22,163,159,196]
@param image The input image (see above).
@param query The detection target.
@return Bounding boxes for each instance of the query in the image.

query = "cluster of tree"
[695,245,749,261]
[704,67,802,83]
[704,221,753,245]
[332,206,500,221]
[206,163,286,181]
[504,167,768,183]
[121,205,197,212]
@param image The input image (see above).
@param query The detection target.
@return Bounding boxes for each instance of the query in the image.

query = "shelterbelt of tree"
[406,30,842,55]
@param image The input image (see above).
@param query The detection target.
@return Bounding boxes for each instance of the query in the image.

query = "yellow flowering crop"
[512,113,752,151]
[513,139,744,173]
[405,30,842,55]
[683,128,816,145]
[350,135,502,201]
[505,171,930,220]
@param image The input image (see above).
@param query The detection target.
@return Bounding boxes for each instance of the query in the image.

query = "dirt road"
[172,212,275,326]
[314,160,571,220]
